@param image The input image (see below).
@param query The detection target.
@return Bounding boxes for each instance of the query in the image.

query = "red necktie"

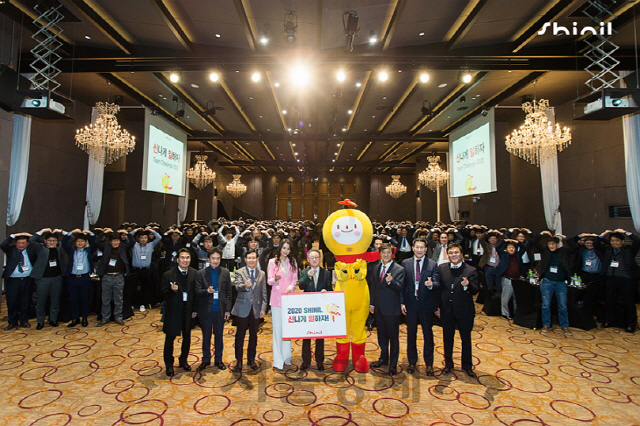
[415,259,421,297]
[380,265,386,283]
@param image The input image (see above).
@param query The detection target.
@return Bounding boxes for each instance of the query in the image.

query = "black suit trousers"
[374,310,400,368]
[302,339,325,365]
[4,277,32,325]
[235,312,259,363]
[163,312,192,367]
[200,310,225,363]
[442,312,473,370]
[405,308,435,366]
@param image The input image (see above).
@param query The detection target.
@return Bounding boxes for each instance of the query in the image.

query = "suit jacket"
[195,266,233,319]
[599,233,640,278]
[95,240,133,277]
[267,257,297,307]
[1,237,39,279]
[369,261,404,316]
[29,234,67,279]
[438,263,479,322]
[232,266,268,319]
[401,256,441,313]
[298,266,332,293]
[61,233,97,277]
[161,266,197,336]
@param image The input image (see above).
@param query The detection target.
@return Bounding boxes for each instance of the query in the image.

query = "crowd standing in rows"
[2,218,639,377]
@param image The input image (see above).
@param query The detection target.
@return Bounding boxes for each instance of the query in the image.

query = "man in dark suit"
[369,243,405,375]
[62,230,97,328]
[95,229,132,326]
[231,249,267,372]
[30,229,66,329]
[401,238,440,375]
[298,249,333,371]
[439,243,479,378]
[161,248,198,377]
[2,233,39,330]
[395,227,413,263]
[195,247,232,372]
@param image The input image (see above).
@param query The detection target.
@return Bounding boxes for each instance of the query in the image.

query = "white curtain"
[177,151,191,226]
[539,107,562,234]
[447,183,459,223]
[6,114,32,226]
[621,71,640,232]
[83,108,105,229]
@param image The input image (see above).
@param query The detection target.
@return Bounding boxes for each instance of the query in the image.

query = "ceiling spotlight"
[84,35,91,40]
[355,82,362,87]
[209,72,219,82]
[461,72,472,83]
[282,110,287,114]
[284,12,298,43]
[337,70,346,82]
[419,32,425,36]
[274,82,280,87]
[174,109,185,118]
[378,71,388,82]
[460,96,466,103]
[419,72,429,83]
[369,31,377,44]
[347,110,353,114]
[260,34,268,45]
[291,65,310,86]
[421,101,433,118]
[343,11,359,52]
[251,72,261,82]
[438,83,447,88]
[169,72,180,83]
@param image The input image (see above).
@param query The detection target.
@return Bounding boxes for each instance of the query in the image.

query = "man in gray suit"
[231,249,267,372]
[195,247,232,372]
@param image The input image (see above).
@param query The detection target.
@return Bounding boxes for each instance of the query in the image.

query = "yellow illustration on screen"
[465,174,476,194]
[161,173,173,193]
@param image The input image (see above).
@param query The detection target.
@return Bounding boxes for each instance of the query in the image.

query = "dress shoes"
[67,319,79,328]
[166,366,175,377]
[407,365,416,374]
[317,363,324,372]
[115,319,125,325]
[48,321,59,327]
[625,326,635,334]
[426,366,435,376]
[370,360,388,368]
[601,322,611,328]
[463,369,477,379]
[36,323,44,330]
[388,367,398,376]
[81,318,88,327]
[196,362,210,372]
[215,362,227,370]
[249,361,259,371]
[4,324,17,331]
[442,366,454,374]
[300,362,310,371]
[179,362,191,372]
[96,321,105,327]
[20,322,30,328]
[233,363,243,373]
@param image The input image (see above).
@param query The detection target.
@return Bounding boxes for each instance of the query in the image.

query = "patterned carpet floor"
[1,302,639,425]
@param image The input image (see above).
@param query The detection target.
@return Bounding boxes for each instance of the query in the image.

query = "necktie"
[250,269,255,284]
[182,270,187,276]
[402,236,407,249]
[380,265,386,283]
[415,259,421,297]
[18,250,25,272]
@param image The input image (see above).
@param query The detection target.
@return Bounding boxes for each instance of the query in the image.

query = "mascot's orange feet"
[333,342,350,372]
[351,342,369,373]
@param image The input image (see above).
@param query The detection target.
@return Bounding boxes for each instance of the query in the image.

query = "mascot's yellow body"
[323,201,372,373]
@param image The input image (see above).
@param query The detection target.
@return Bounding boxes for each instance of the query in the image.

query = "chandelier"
[505,98,571,166]
[75,102,135,165]
[418,150,450,191]
[385,175,407,199]
[226,175,247,197]
[186,154,216,190]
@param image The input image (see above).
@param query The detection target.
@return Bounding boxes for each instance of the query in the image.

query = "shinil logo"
[538,21,613,36]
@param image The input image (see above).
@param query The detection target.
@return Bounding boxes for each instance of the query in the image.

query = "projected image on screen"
[145,125,185,196]
[449,110,497,198]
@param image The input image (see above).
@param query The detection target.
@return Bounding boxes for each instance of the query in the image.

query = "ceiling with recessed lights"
[2,0,639,176]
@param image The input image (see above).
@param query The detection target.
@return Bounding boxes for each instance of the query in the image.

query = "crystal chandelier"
[418,150,450,191]
[385,175,407,199]
[75,102,135,165]
[505,98,571,166]
[226,175,247,197]
[186,154,216,190]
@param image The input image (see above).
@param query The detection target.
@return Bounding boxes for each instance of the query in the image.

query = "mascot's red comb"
[338,199,358,208]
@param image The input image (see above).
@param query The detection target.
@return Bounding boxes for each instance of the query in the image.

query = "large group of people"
[2,217,639,378]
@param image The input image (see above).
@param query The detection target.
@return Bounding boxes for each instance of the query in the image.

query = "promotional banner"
[144,124,186,196]
[281,291,347,340]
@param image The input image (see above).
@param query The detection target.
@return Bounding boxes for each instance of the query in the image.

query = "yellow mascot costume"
[323,199,374,373]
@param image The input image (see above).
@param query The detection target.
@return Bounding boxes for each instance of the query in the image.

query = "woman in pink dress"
[267,239,298,370]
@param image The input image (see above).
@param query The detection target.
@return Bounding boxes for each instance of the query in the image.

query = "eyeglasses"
[308,256,320,259]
